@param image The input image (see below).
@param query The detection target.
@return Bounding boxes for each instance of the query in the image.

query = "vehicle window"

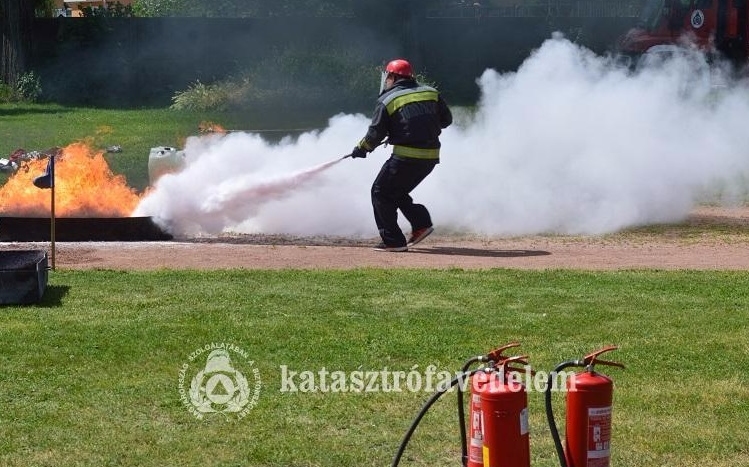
[638,0,667,30]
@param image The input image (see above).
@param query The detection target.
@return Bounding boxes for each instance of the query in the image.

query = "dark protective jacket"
[358,78,452,162]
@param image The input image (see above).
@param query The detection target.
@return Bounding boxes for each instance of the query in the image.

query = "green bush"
[171,80,233,111]
[16,71,42,102]
[0,72,43,103]
[168,45,445,115]
[81,1,134,17]
[0,83,14,103]
[170,47,381,113]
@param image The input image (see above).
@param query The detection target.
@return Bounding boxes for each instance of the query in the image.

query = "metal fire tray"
[0,216,173,242]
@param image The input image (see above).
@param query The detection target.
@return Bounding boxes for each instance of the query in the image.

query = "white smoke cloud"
[135,35,749,237]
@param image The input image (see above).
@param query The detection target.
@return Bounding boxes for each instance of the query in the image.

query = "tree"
[0,0,34,88]
[132,0,359,17]
[132,0,188,17]
[34,0,55,17]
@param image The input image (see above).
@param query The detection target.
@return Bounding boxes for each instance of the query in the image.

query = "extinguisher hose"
[392,368,481,467]
[545,360,581,467]
[457,357,486,467]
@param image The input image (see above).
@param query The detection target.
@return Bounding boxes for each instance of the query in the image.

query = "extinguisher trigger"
[583,345,625,370]
[496,355,530,371]
[486,342,521,362]
[591,358,625,370]
[504,364,531,376]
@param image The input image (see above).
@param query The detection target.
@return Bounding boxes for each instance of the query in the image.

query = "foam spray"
[200,157,346,215]
[136,35,749,238]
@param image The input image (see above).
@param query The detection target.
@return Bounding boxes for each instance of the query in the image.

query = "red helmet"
[385,59,413,78]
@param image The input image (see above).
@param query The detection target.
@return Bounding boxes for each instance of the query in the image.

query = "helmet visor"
[379,70,388,94]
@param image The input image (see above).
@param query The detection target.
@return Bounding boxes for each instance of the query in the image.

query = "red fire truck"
[618,0,749,63]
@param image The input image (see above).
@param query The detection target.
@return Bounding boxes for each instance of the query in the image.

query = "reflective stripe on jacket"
[359,79,452,162]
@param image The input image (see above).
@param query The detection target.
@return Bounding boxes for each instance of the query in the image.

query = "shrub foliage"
[170,47,379,113]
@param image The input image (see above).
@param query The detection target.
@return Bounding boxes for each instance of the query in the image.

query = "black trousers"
[371,157,437,247]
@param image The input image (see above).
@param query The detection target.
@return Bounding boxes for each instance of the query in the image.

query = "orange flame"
[0,141,141,217]
[198,121,227,134]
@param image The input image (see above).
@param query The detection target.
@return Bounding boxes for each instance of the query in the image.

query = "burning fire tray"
[0,217,173,242]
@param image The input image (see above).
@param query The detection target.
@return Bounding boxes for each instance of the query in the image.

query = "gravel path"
[2,207,748,270]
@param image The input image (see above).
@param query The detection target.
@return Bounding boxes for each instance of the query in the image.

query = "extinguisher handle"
[583,345,625,370]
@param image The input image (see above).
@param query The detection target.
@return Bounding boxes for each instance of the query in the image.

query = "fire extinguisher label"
[469,395,484,464]
[587,406,612,467]
[519,407,529,435]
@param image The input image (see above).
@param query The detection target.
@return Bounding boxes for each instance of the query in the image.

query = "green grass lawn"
[2,104,747,466]
[1,268,747,466]
[0,104,332,192]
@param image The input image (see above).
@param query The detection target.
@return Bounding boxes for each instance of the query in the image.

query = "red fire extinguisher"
[544,346,625,467]
[392,343,529,467]
[466,368,491,467]
[459,343,531,467]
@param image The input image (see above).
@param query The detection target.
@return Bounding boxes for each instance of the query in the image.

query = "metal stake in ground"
[33,151,57,270]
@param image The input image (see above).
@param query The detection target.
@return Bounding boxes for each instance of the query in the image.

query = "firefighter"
[348,58,453,252]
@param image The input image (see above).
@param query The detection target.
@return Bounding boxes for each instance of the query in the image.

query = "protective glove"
[349,146,367,159]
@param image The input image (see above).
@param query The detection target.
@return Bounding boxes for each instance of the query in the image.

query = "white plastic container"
[148,146,186,185]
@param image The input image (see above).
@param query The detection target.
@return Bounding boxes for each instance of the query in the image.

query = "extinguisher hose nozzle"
[392,368,481,467]
[546,360,581,467]
[457,357,486,467]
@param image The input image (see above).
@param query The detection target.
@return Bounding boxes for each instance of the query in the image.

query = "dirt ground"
[3,206,749,270]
